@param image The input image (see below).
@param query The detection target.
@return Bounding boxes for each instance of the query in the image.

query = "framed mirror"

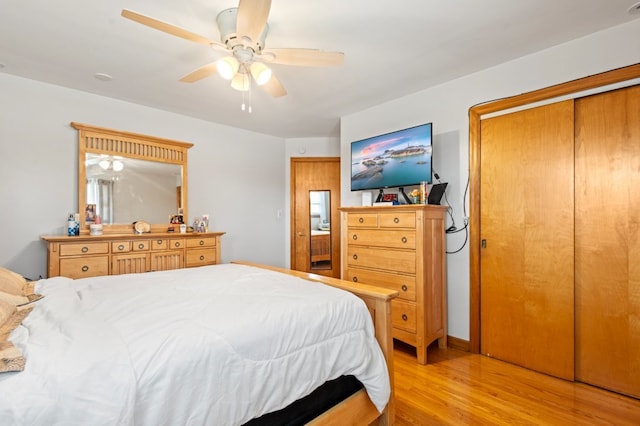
[309,190,332,270]
[73,122,193,234]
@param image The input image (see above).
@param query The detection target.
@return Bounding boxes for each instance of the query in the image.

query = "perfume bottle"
[67,214,79,236]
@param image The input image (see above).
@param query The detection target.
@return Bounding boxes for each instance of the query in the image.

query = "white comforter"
[0,264,389,425]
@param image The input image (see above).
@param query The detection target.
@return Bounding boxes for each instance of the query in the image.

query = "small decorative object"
[85,204,96,223]
[133,220,151,234]
[89,223,103,236]
[202,214,210,232]
[67,213,79,236]
[420,181,429,204]
[179,224,186,234]
[409,189,420,204]
[169,214,184,224]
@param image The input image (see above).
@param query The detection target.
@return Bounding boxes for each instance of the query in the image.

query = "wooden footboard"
[232,261,397,426]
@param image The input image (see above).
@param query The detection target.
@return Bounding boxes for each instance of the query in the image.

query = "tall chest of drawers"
[41,232,224,279]
[340,205,447,364]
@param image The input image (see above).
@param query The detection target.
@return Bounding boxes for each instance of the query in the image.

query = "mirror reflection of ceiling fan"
[121,0,344,101]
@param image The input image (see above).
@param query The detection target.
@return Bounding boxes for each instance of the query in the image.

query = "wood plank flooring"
[393,342,640,425]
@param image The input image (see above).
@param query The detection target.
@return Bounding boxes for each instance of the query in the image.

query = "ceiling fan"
[121,0,344,99]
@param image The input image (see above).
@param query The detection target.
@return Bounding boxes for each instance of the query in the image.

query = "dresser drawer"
[379,212,416,228]
[151,238,169,250]
[111,241,131,253]
[186,248,217,267]
[133,240,150,251]
[346,246,416,274]
[347,229,416,249]
[347,213,378,228]
[186,237,216,248]
[60,256,109,279]
[392,299,417,333]
[59,242,109,257]
[345,268,416,302]
[169,238,186,249]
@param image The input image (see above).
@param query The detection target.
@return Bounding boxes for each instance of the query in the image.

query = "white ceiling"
[1,1,638,138]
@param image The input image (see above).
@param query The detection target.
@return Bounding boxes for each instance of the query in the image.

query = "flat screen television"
[350,122,432,197]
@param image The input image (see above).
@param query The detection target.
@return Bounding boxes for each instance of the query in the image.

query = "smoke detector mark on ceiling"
[94,72,113,82]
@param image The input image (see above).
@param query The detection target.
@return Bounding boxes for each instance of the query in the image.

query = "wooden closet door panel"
[575,85,640,398]
[480,100,575,380]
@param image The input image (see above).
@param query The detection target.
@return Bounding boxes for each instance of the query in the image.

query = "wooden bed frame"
[234,261,398,426]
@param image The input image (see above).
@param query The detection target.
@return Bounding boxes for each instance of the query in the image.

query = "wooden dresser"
[41,232,224,279]
[340,205,447,364]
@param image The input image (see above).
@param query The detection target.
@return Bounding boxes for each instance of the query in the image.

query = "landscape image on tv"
[350,123,432,191]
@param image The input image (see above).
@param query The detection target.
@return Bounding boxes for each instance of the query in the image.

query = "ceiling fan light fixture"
[99,159,110,170]
[231,72,250,92]
[217,56,239,80]
[250,62,272,85]
[112,160,124,172]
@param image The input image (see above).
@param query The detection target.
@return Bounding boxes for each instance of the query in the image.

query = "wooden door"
[480,100,575,380]
[575,85,640,397]
[290,158,341,278]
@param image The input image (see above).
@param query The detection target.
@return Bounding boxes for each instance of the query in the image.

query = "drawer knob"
[157,239,163,244]
[138,243,145,249]
[401,285,408,292]
[402,314,408,321]
[118,244,125,251]
[174,242,181,248]
[199,240,205,246]
[352,234,358,240]
[81,246,89,253]
[352,276,358,283]
[358,217,364,223]
[401,236,407,243]
[199,255,205,261]
[81,265,89,272]
[394,217,400,223]
[352,254,358,260]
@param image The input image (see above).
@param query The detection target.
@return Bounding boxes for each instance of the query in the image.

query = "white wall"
[0,74,286,279]
[340,19,640,341]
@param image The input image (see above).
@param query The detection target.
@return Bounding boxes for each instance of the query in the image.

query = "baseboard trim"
[447,335,470,352]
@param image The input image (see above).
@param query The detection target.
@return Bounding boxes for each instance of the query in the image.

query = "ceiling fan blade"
[261,74,287,97]
[236,0,272,43]
[262,48,344,67]
[121,9,226,50]
[179,63,218,83]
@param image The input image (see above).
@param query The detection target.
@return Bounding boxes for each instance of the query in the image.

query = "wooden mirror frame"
[72,122,193,234]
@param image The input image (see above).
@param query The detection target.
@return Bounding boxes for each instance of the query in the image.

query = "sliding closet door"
[575,85,640,398]
[480,100,575,380]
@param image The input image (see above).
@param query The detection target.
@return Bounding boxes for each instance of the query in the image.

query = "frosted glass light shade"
[217,56,239,80]
[250,62,272,85]
[231,73,250,91]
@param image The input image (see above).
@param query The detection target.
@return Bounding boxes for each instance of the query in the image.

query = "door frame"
[468,63,640,353]
[290,157,341,277]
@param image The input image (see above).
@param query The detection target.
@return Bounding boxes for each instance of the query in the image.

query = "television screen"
[350,122,432,191]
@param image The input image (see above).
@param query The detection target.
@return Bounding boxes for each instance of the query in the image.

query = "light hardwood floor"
[393,342,640,425]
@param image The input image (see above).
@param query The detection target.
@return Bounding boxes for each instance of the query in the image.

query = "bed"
[0,262,396,425]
